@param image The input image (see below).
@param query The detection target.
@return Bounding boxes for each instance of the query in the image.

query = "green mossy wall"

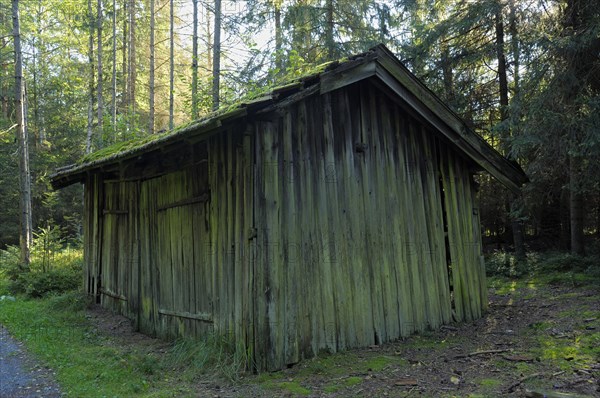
[82,79,486,371]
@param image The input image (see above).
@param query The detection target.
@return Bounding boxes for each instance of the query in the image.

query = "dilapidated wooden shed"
[52,44,527,371]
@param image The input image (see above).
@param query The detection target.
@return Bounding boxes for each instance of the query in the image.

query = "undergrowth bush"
[0,225,83,298]
[485,251,536,277]
[486,249,600,279]
[47,290,91,312]
[540,251,600,272]
[13,267,82,298]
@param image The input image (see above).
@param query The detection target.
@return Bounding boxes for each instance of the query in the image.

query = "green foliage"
[0,224,83,298]
[46,290,92,312]
[487,250,600,281]
[12,266,82,298]
[165,334,249,383]
[485,251,534,278]
[0,295,174,397]
[540,251,600,273]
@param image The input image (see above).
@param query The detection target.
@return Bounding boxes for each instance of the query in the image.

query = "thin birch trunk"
[212,0,221,111]
[149,0,155,133]
[112,0,117,136]
[12,0,32,267]
[97,0,104,144]
[192,0,199,119]
[87,0,94,153]
[169,0,174,129]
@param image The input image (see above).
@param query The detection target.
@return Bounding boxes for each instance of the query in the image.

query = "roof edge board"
[320,61,377,94]
[373,48,526,189]
[373,63,524,192]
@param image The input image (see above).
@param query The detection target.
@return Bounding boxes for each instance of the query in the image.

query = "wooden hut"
[52,44,527,371]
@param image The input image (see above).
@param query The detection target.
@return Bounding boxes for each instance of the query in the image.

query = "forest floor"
[0,269,599,397]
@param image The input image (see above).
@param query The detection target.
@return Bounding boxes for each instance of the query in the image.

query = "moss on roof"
[80,131,168,164]
[73,50,369,169]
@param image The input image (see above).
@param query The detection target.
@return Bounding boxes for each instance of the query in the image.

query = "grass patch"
[528,321,553,331]
[478,378,502,389]
[164,336,248,382]
[323,376,363,393]
[0,293,248,397]
[364,355,395,371]
[532,333,599,372]
[261,379,311,396]
[297,352,362,377]
[0,297,159,397]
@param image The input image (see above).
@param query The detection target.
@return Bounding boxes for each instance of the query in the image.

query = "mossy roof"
[51,52,362,189]
[51,44,527,192]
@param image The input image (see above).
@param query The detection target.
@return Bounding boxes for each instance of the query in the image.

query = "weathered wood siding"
[439,149,488,322]
[253,80,486,370]
[83,127,255,349]
[82,78,487,372]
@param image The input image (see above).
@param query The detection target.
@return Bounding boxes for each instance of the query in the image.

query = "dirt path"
[0,327,62,398]
[225,282,600,397]
[85,280,599,397]
[12,278,594,397]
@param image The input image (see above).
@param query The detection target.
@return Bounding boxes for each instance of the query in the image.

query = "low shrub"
[1,238,83,298]
[46,290,91,312]
[485,251,534,277]
[486,249,600,280]
[12,267,82,298]
[540,251,600,272]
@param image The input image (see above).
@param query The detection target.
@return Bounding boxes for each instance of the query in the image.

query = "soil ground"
[87,278,600,397]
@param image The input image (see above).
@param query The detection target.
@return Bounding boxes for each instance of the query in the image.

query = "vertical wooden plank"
[308,94,336,355]
[329,88,357,350]
[421,132,452,325]
[408,122,441,329]
[290,100,313,359]
[375,92,402,340]
[252,120,267,371]
[470,180,488,312]
[354,83,376,347]
[281,109,300,365]
[208,137,219,337]
[363,85,387,344]
[242,128,255,364]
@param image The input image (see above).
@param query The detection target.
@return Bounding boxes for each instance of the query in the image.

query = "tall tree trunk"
[496,4,525,260]
[274,0,282,72]
[325,0,334,60]
[97,0,104,144]
[121,0,127,110]
[509,0,519,95]
[87,0,95,153]
[12,0,32,267]
[127,0,136,122]
[564,0,586,256]
[206,5,212,72]
[0,9,6,118]
[440,41,454,105]
[32,29,39,148]
[31,4,42,148]
[169,0,174,129]
[569,152,585,255]
[191,0,199,119]
[112,0,117,136]
[149,0,155,133]
[212,0,221,111]
[559,188,571,250]
[495,9,509,122]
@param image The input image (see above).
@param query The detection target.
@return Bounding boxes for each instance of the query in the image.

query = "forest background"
[1,0,599,262]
